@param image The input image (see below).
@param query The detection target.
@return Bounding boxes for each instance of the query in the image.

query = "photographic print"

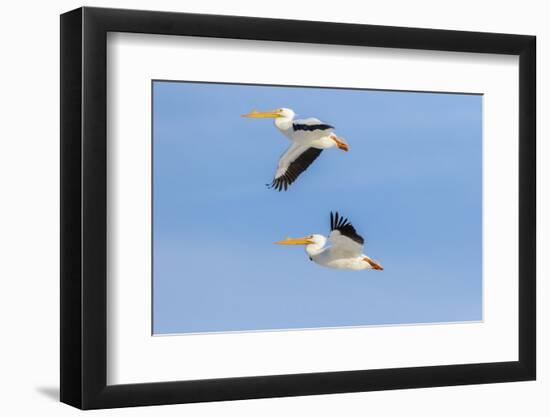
[61,9,536,407]
[152,80,482,335]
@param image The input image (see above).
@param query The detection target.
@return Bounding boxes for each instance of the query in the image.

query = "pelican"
[275,212,384,271]
[242,108,349,191]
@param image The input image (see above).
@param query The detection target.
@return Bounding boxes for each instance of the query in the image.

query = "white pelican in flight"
[242,108,349,191]
[275,212,384,271]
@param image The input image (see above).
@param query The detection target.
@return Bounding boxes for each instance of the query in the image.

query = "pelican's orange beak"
[274,236,315,245]
[242,109,283,118]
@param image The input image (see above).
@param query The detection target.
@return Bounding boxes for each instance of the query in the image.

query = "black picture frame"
[60,6,536,410]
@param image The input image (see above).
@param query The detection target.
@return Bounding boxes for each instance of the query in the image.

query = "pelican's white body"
[274,108,339,149]
[304,234,376,271]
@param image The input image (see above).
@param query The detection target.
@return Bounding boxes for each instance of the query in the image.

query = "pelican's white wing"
[290,117,335,144]
[328,212,365,258]
[269,143,323,191]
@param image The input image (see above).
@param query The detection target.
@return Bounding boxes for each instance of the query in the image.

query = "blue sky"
[152,81,482,334]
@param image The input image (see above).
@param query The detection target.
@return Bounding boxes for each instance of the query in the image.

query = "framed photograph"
[60,6,536,409]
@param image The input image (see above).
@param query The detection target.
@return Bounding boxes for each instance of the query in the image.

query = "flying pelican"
[275,212,384,271]
[242,108,349,191]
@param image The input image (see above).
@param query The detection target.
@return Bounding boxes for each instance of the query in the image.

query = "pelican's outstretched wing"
[290,118,335,144]
[292,118,334,133]
[328,211,364,257]
[269,143,323,191]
